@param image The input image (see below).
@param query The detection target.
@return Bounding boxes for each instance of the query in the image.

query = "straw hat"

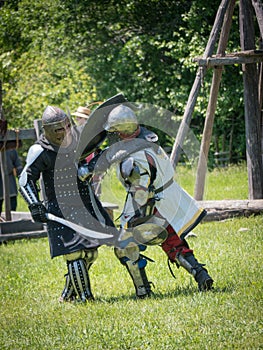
[72,106,91,119]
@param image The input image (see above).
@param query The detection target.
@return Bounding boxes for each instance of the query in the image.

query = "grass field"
[1,163,262,349]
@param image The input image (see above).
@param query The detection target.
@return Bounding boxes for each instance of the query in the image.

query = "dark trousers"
[0,196,17,216]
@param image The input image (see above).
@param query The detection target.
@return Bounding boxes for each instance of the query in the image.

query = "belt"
[154,177,174,194]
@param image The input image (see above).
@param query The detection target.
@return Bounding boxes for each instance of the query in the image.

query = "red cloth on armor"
[161,224,193,262]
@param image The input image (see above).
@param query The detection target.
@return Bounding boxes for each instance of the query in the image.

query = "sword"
[46,213,113,240]
[19,185,113,240]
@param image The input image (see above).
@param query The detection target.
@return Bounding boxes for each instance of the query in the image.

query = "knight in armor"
[78,104,214,296]
[18,106,117,303]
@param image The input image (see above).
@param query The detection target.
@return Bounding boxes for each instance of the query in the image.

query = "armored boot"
[125,260,152,298]
[59,273,77,303]
[115,246,152,299]
[68,258,94,302]
[175,252,214,291]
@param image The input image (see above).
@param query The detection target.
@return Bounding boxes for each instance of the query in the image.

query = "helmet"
[104,105,139,137]
[42,106,71,146]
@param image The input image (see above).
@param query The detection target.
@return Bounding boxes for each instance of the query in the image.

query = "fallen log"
[199,199,263,221]
[0,201,262,242]
[0,230,47,242]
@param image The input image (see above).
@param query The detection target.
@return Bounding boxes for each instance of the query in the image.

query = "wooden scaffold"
[170,0,263,202]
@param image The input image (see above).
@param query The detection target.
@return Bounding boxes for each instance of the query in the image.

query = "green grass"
[0,216,262,349]
[174,162,248,199]
[1,163,261,349]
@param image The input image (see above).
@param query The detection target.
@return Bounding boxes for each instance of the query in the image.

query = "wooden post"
[240,0,263,199]
[252,0,263,166]
[0,80,12,220]
[0,151,11,220]
[170,0,231,167]
[251,0,263,38]
[194,0,236,200]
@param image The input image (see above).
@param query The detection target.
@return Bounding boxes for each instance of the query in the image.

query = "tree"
[0,0,247,165]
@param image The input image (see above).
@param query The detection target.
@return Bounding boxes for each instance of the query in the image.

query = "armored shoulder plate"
[19,144,44,186]
[139,126,158,143]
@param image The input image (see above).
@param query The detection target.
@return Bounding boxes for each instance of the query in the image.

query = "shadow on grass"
[93,282,235,304]
[57,281,236,306]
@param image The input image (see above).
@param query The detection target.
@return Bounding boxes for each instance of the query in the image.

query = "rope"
[15,129,20,149]
[167,258,177,279]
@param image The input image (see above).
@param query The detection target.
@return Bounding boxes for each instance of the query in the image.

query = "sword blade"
[46,213,113,239]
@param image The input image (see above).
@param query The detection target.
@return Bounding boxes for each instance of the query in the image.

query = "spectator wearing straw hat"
[72,106,91,126]
[72,105,103,197]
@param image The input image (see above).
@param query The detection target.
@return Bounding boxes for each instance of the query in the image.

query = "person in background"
[0,148,23,216]
[72,104,103,198]
[72,106,91,126]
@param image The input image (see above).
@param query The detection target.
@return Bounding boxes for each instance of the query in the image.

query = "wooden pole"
[0,80,11,220]
[240,0,263,199]
[251,0,263,38]
[194,0,236,200]
[252,0,263,165]
[170,0,231,167]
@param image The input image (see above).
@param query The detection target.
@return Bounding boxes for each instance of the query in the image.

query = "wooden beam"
[193,50,263,67]
[0,230,47,242]
[0,128,37,142]
[200,199,263,221]
[194,0,236,201]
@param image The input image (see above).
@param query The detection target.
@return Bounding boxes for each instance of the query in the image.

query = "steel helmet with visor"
[104,104,139,138]
[42,106,71,146]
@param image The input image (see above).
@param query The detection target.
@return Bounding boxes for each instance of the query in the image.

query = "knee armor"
[115,246,152,298]
[84,248,98,270]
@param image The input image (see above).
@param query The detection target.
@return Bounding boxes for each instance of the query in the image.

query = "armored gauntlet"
[29,202,48,223]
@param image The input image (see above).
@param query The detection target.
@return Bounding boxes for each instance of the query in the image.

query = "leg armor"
[175,252,214,291]
[162,228,213,291]
[68,258,94,302]
[59,248,98,302]
[62,250,94,302]
[115,246,152,299]
[59,273,76,302]
[84,248,98,270]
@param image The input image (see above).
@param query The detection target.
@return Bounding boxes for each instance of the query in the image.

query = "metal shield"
[75,93,128,161]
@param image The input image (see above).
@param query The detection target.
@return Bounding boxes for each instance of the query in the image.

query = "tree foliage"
[0,0,253,164]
